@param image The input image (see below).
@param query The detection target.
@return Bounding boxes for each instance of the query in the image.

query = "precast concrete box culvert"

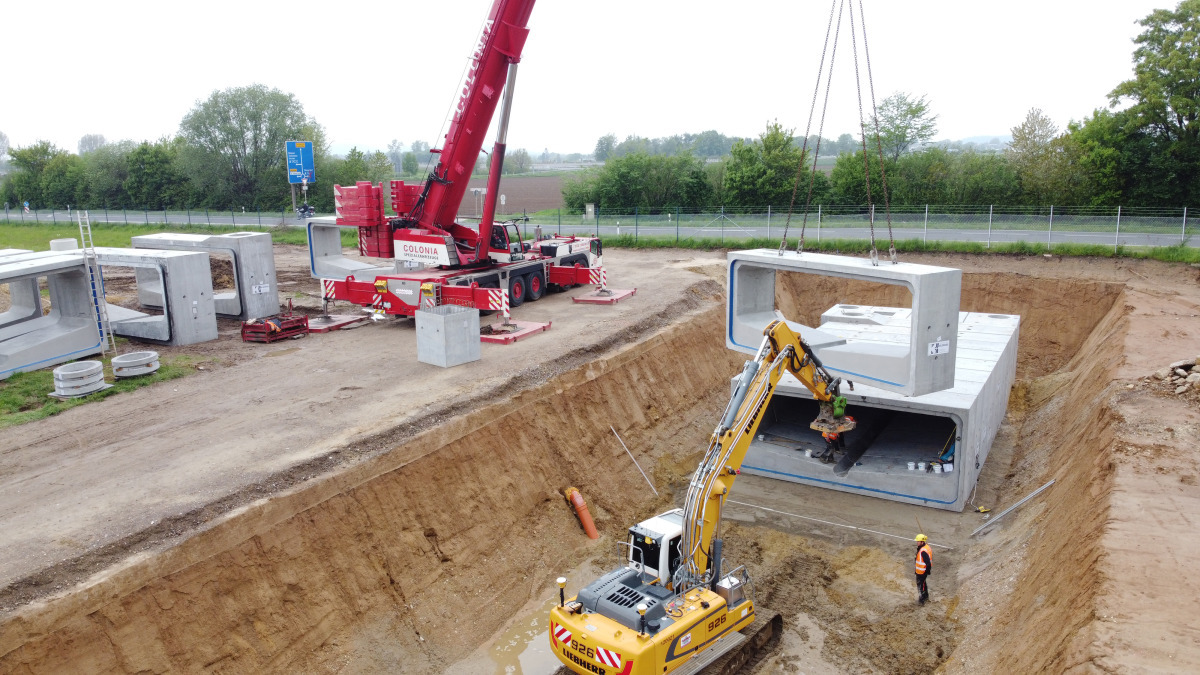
[416,305,481,368]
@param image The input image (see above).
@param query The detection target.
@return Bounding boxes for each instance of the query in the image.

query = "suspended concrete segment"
[93,248,218,346]
[131,232,279,321]
[727,249,962,397]
[0,251,104,380]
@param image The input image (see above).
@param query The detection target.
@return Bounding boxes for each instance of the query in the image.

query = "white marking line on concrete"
[727,499,954,550]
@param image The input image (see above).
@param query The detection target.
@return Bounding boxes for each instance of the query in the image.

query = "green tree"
[402,151,419,175]
[1108,0,1200,204]
[78,134,106,155]
[594,133,616,161]
[504,148,531,174]
[1006,108,1062,204]
[723,121,817,207]
[1,141,68,208]
[829,150,894,205]
[125,139,189,209]
[178,84,323,208]
[40,153,86,208]
[366,150,394,183]
[561,151,711,212]
[386,139,405,173]
[82,141,135,207]
[871,92,939,162]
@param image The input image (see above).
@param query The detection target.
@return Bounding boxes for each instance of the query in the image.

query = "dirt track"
[2,247,1199,673]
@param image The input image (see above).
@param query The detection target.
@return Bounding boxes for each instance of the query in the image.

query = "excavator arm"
[677,319,853,588]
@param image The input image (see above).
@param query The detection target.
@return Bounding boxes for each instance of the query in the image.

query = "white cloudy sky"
[1,0,1168,157]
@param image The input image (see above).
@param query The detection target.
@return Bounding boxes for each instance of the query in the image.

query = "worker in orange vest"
[914,533,933,605]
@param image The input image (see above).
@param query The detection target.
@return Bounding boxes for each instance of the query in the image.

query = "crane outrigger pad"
[809,416,857,434]
[479,319,551,344]
[572,287,636,304]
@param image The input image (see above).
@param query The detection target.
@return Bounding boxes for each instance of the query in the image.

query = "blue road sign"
[286,140,315,184]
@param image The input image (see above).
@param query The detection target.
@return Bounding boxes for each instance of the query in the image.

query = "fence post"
[258,210,262,227]
[1183,207,1188,244]
[1114,205,1121,250]
[206,209,211,225]
[19,206,23,223]
[721,206,725,243]
[231,208,235,226]
[187,208,192,225]
[676,206,680,244]
[52,209,57,224]
[634,206,638,243]
[123,208,128,225]
[767,205,771,240]
[817,204,821,243]
[144,209,149,225]
[987,205,993,249]
[595,209,599,238]
[1047,205,1054,248]
[923,204,928,244]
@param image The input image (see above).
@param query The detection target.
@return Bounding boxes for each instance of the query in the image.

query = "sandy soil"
[2,248,1199,674]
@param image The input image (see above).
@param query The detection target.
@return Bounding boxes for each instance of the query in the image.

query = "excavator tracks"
[672,610,784,675]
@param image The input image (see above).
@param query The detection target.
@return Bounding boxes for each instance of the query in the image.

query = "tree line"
[0,85,544,215]
[566,2,1199,213]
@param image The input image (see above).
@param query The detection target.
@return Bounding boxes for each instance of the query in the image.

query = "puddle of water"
[265,347,301,358]
[490,595,561,674]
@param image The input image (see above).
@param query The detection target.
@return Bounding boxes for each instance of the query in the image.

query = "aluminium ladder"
[77,210,117,354]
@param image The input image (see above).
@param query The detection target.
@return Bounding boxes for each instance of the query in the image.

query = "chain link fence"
[512,204,1197,249]
[4,203,1196,249]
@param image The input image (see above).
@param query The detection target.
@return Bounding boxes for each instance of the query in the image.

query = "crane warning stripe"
[322,280,336,300]
[595,647,622,668]
[551,622,572,645]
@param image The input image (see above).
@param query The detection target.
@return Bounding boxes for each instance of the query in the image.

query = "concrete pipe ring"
[112,351,160,369]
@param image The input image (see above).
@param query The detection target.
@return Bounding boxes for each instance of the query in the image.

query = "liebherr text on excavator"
[550,320,855,675]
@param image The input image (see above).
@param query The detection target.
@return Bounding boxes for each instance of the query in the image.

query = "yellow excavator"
[549,320,855,675]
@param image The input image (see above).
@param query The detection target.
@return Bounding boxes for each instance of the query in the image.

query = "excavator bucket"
[810,399,857,434]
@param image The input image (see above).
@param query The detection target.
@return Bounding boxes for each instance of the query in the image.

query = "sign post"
[286,141,316,217]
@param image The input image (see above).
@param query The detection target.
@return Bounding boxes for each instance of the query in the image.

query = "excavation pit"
[2,249,1171,675]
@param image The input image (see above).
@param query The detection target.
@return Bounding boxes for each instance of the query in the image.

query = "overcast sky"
[2,0,1169,158]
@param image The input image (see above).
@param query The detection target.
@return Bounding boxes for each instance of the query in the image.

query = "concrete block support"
[416,305,481,368]
[727,249,962,397]
[94,248,217,346]
[0,251,104,379]
[131,232,278,320]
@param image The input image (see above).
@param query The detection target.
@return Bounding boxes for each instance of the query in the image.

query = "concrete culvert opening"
[2,255,1169,675]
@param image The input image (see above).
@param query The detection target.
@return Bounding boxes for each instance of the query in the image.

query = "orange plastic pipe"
[564,487,599,539]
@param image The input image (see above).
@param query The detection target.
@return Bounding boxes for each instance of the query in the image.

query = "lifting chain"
[855,0,897,263]
[780,0,842,257]
[782,0,898,266]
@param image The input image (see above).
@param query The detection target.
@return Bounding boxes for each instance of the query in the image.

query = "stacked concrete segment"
[307,217,395,280]
[0,249,42,329]
[131,232,278,321]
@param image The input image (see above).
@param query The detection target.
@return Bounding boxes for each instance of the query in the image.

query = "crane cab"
[625,509,684,588]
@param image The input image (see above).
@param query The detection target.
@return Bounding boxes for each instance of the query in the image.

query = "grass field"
[0,352,196,429]
[0,220,356,248]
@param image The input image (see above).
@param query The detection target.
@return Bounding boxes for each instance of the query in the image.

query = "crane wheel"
[508,275,526,307]
[527,269,546,301]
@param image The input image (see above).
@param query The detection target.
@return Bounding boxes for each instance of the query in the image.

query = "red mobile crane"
[316,0,603,316]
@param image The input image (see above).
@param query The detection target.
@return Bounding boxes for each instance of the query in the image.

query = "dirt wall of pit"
[0,269,1129,674]
[0,307,743,674]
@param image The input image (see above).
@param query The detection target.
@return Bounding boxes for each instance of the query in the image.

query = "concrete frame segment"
[741,307,1019,512]
[0,251,104,379]
[727,249,962,397]
[93,248,218,346]
[131,232,279,321]
[306,217,394,280]
[0,249,42,329]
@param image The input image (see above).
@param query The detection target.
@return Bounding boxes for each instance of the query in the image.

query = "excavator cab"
[625,509,684,587]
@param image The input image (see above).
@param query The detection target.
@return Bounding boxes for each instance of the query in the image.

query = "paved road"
[7,209,1196,249]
